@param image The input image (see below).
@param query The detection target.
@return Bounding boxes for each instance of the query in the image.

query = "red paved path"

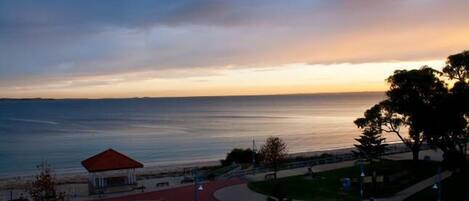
[93,178,245,201]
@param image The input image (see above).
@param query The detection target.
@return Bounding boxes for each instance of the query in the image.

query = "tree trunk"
[273,163,278,180]
[463,152,469,201]
[464,168,469,201]
[412,149,419,161]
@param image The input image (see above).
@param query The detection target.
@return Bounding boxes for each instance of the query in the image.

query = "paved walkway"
[383,149,444,161]
[92,178,245,201]
[244,160,357,182]
[375,171,452,201]
[213,184,267,201]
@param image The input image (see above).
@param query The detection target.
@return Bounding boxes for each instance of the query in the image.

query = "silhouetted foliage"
[433,50,469,169]
[356,67,446,161]
[221,148,258,166]
[353,105,387,161]
[260,136,287,179]
[385,66,448,160]
[356,50,469,168]
[443,50,469,83]
[29,162,68,201]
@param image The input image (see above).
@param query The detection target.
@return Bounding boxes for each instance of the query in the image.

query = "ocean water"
[0,92,395,176]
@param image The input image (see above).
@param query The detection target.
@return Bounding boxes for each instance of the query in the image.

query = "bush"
[29,162,68,201]
[221,148,258,166]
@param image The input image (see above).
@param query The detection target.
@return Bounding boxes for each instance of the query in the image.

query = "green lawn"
[404,174,467,201]
[248,160,441,201]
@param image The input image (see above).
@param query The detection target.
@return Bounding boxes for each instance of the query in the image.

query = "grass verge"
[248,160,441,201]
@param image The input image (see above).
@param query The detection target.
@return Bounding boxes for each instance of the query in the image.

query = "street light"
[433,167,442,201]
[195,183,203,201]
[360,163,365,200]
[194,169,203,201]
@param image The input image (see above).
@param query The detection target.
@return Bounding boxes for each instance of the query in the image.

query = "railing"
[223,143,432,178]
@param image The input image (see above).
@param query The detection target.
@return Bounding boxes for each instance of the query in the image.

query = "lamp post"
[360,163,365,200]
[252,138,257,167]
[432,167,442,201]
[194,169,203,201]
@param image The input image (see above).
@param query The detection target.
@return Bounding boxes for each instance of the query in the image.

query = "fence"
[223,143,432,178]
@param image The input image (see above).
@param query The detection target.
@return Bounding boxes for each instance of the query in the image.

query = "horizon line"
[0,90,385,101]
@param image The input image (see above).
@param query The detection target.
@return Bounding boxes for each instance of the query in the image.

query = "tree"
[384,67,448,161]
[432,50,469,169]
[354,50,469,198]
[442,50,469,83]
[29,162,68,201]
[354,130,387,160]
[353,105,388,161]
[356,67,447,161]
[354,105,388,198]
[260,136,287,179]
[440,50,469,200]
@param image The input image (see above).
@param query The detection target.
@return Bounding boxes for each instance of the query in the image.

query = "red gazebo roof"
[81,149,143,172]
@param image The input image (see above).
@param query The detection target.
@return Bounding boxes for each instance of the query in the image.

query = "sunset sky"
[1,0,469,98]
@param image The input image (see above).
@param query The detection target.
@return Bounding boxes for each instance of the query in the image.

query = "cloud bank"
[1,0,469,96]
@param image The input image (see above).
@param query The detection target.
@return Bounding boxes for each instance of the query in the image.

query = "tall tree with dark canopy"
[260,136,287,179]
[354,51,469,199]
[441,50,469,200]
[429,50,469,169]
[354,105,388,161]
[356,67,447,161]
[385,67,448,161]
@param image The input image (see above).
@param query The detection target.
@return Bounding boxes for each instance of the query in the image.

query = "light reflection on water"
[0,92,399,176]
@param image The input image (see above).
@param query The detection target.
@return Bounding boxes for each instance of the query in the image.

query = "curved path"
[92,178,244,201]
[214,183,267,201]
[376,171,452,201]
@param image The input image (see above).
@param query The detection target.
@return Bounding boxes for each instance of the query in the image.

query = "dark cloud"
[1,0,469,88]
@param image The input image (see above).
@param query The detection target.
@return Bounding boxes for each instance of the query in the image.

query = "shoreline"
[0,140,404,179]
[0,142,409,189]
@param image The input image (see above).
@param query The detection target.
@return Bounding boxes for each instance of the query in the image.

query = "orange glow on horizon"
[1,60,445,99]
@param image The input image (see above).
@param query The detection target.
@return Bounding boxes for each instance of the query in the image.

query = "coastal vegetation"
[29,163,68,201]
[221,148,258,166]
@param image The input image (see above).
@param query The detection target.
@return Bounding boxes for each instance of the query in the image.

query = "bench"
[264,173,276,180]
[156,182,170,187]
[133,186,146,192]
[350,176,384,183]
[180,177,194,184]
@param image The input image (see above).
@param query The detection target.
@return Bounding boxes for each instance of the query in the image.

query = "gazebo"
[81,149,144,194]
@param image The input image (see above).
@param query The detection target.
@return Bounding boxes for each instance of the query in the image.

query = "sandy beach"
[0,142,412,189]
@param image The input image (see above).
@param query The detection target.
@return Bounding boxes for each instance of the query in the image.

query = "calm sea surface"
[0,92,396,176]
